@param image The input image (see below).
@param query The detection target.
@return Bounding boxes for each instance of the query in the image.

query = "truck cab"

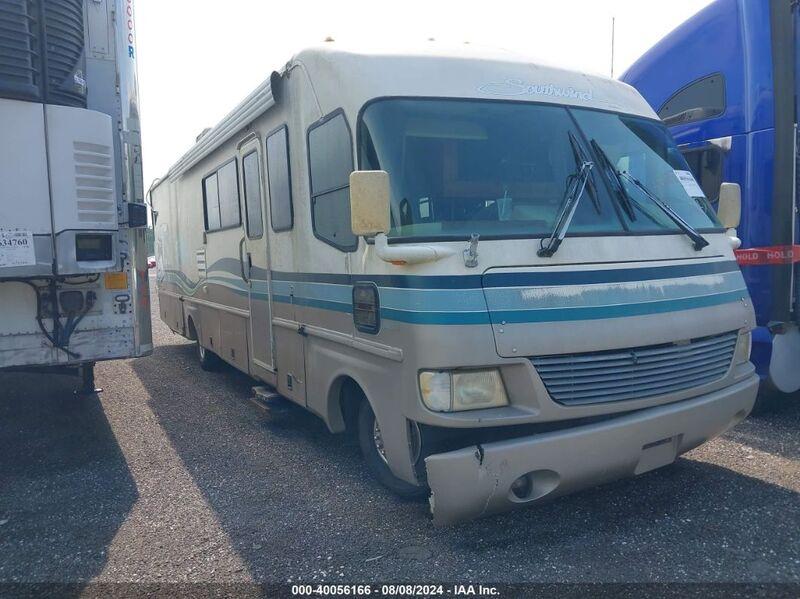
[622,0,800,394]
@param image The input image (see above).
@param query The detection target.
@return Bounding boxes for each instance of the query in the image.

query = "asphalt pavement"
[0,278,798,585]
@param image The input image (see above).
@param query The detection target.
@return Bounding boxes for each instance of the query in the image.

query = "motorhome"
[0,0,152,391]
[153,44,759,524]
[622,0,800,398]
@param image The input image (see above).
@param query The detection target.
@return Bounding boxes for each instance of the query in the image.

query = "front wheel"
[197,340,221,371]
[357,400,427,499]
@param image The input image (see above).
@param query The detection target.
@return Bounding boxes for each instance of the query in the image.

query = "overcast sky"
[136,0,714,188]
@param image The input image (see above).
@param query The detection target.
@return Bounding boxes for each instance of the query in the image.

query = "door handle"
[238,237,250,283]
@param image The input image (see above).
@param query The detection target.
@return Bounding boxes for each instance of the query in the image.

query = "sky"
[135,0,715,188]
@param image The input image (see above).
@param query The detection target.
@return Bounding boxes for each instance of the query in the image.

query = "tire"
[357,399,427,499]
[196,339,221,371]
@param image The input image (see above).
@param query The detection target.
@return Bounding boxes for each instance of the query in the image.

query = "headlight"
[419,369,509,412]
[736,331,752,363]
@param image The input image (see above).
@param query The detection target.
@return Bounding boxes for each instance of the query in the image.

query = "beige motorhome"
[152,44,758,524]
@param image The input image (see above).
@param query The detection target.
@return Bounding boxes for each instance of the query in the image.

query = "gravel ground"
[0,277,798,585]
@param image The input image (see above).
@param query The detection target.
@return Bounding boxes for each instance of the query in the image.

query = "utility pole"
[611,17,616,78]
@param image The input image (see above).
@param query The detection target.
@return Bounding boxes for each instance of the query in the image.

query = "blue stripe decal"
[487,290,747,324]
[381,308,492,325]
[293,296,352,313]
[269,288,745,324]
[482,260,740,288]
[483,272,746,311]
[269,260,739,289]
[163,263,747,325]
[381,287,488,312]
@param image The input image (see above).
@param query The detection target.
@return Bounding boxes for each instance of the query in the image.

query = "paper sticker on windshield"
[674,170,705,198]
[0,230,36,268]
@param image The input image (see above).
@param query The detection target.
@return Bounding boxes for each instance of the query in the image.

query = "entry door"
[239,138,274,374]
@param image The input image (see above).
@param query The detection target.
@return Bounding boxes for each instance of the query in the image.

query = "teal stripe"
[164,269,748,325]
[162,272,271,301]
[293,296,352,313]
[382,308,491,325]
[272,289,744,324]
[489,290,747,324]
[272,294,351,313]
[483,273,747,311]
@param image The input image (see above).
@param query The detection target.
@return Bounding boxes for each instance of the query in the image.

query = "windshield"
[358,99,721,241]
[571,110,721,232]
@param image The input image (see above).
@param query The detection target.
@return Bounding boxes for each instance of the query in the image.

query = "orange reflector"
[390,260,407,266]
[104,272,128,290]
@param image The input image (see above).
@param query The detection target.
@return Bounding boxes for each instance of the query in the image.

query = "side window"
[242,151,264,238]
[266,126,293,232]
[202,159,241,232]
[658,73,726,126]
[203,173,221,231]
[218,160,240,229]
[308,112,357,251]
[681,146,724,203]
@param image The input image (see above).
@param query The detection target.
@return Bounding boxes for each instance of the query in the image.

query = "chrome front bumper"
[425,374,759,525]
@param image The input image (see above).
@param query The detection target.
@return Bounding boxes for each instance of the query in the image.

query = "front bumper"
[425,374,759,525]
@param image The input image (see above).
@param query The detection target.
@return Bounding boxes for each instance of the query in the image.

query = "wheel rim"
[408,421,422,464]
[373,419,390,465]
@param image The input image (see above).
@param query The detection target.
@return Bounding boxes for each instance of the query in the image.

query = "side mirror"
[717,182,741,229]
[350,170,390,236]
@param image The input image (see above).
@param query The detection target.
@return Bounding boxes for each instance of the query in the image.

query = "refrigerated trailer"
[153,44,759,523]
[0,0,152,390]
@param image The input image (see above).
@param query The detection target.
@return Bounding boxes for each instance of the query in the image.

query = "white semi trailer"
[0,0,151,392]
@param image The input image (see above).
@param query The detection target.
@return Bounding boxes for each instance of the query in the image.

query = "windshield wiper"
[617,171,709,251]
[590,139,636,221]
[590,139,709,251]
[538,135,595,258]
[570,132,601,215]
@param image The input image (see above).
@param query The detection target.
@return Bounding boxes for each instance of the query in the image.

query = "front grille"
[532,331,738,406]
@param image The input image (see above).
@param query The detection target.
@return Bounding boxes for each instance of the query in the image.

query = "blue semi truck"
[623,0,800,396]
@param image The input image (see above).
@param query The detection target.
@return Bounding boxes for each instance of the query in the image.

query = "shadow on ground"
[0,372,137,585]
[724,393,800,459]
[133,340,800,582]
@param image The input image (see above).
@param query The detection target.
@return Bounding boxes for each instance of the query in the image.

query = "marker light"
[736,331,752,363]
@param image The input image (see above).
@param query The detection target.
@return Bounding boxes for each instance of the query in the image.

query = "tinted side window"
[266,126,293,232]
[658,74,725,126]
[242,151,264,238]
[218,160,240,229]
[203,173,221,231]
[308,112,357,250]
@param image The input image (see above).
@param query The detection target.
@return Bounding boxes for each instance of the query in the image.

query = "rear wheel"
[197,340,221,371]
[357,399,426,499]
